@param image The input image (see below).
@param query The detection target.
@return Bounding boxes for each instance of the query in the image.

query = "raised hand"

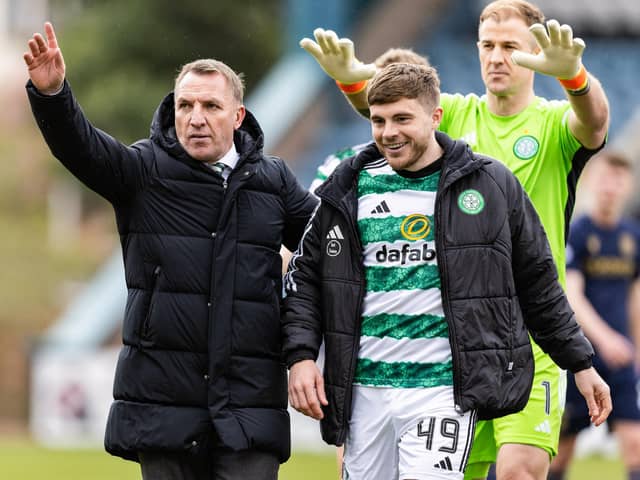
[511,19,584,79]
[23,22,66,95]
[300,28,376,84]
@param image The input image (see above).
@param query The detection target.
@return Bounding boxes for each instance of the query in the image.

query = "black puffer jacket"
[27,80,317,462]
[282,131,593,446]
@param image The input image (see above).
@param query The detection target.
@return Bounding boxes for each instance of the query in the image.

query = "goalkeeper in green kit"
[299,1,610,479]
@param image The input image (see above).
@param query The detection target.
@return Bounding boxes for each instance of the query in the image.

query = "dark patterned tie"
[211,162,225,176]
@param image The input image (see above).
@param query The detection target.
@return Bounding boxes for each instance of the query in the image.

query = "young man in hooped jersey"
[282,62,610,480]
[297,1,610,478]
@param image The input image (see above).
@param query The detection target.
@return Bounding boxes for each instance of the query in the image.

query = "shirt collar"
[213,142,240,171]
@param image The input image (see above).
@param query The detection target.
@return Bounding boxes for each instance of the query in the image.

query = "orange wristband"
[335,79,368,95]
[557,65,588,91]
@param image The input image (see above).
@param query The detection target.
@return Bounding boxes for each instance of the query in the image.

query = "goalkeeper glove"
[299,28,376,86]
[511,20,589,95]
[511,19,585,79]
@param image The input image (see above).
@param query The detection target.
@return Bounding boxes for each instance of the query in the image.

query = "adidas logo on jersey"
[434,456,453,471]
[534,419,551,434]
[370,200,391,215]
[326,225,344,240]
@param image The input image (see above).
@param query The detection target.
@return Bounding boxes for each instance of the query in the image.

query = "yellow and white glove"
[511,19,589,94]
[511,19,584,78]
[300,28,376,92]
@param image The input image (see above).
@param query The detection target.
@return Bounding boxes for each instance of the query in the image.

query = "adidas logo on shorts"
[534,419,551,434]
[434,456,453,470]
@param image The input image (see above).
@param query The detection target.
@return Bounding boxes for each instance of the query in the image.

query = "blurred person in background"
[549,150,640,480]
[283,62,610,480]
[298,0,610,478]
[23,22,317,480]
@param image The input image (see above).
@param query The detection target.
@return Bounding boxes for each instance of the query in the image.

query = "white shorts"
[344,385,477,480]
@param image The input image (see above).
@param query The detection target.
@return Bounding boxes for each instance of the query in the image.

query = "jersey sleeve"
[548,100,584,161]
[439,93,464,133]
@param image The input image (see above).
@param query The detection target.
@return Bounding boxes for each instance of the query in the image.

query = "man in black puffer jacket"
[24,23,317,480]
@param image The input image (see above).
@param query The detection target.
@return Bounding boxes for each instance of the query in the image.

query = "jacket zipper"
[217,169,251,229]
[210,175,228,316]
[209,168,250,378]
[435,178,464,414]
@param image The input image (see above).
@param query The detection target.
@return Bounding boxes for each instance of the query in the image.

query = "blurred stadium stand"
[530,0,640,36]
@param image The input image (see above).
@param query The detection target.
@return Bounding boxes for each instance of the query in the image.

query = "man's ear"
[432,106,444,128]
[235,105,246,129]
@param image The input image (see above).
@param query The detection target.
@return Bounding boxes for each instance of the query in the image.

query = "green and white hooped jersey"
[354,159,453,389]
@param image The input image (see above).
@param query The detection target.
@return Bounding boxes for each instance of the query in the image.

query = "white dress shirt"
[207,143,239,180]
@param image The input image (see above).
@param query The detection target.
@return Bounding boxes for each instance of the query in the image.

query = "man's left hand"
[511,19,585,79]
[573,367,612,426]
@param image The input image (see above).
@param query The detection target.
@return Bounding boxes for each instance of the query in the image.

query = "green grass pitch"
[0,438,625,479]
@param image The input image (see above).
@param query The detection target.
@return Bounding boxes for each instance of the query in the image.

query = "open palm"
[23,22,65,95]
[299,28,376,84]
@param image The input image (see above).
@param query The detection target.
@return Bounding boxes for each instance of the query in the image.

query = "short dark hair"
[367,63,440,109]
